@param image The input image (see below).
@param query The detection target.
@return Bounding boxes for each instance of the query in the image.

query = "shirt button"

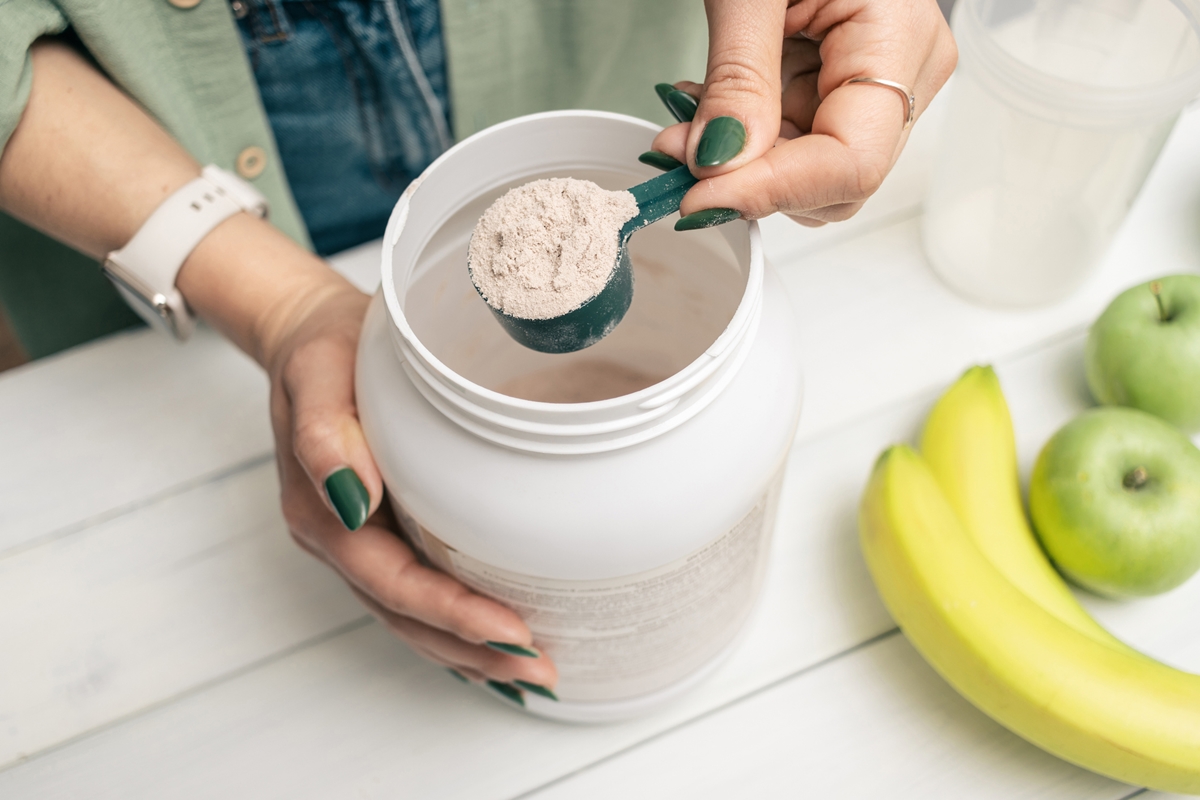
[167,0,203,8]
[236,146,267,179]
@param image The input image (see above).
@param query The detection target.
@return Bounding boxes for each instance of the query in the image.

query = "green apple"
[1086,274,1200,434]
[1030,407,1200,598]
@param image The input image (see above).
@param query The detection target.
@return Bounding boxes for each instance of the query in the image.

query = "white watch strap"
[103,165,269,340]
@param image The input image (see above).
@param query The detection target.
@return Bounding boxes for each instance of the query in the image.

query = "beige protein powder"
[468,178,640,320]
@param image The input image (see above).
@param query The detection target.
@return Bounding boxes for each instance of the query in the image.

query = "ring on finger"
[839,77,916,131]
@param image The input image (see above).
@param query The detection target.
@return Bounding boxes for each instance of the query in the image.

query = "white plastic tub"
[923,0,1200,307]
[355,111,804,722]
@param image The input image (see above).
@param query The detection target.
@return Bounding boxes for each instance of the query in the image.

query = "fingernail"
[695,116,746,167]
[447,668,470,683]
[675,208,741,231]
[486,641,540,658]
[325,467,369,531]
[663,89,698,123]
[638,150,684,171]
[513,680,559,701]
[486,680,525,707]
[654,83,676,105]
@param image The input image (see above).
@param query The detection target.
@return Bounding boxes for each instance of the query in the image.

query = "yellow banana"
[919,366,1127,651]
[859,446,1200,793]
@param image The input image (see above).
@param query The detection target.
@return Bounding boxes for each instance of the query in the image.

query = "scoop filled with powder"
[466,165,701,354]
[468,178,640,320]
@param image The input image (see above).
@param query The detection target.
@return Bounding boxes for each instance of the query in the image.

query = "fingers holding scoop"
[649,0,957,227]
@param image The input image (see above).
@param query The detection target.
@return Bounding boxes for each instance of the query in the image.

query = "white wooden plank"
[0,326,272,555]
[781,106,1200,442]
[0,242,377,559]
[524,635,1134,800]
[0,461,364,768]
[0,240,406,765]
[9,328,1192,799]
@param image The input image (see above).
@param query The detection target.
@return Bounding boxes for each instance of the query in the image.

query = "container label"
[396,477,781,703]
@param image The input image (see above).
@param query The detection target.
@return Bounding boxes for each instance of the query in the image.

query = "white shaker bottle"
[356,111,804,723]
[923,0,1200,307]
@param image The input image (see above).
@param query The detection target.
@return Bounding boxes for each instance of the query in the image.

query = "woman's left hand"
[652,0,957,227]
[179,213,557,693]
[251,267,557,691]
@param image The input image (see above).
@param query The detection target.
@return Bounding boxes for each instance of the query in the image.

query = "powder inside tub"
[468,178,639,320]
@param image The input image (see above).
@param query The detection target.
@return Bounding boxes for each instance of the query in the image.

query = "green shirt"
[0,0,707,358]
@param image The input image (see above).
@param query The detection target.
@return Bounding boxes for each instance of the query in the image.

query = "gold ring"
[840,77,916,131]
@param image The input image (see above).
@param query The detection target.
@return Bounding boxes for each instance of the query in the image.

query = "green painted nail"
[695,116,746,166]
[513,680,559,701]
[638,151,684,172]
[486,641,540,658]
[654,83,676,105]
[324,468,369,531]
[675,208,741,231]
[664,89,698,123]
[486,680,525,706]
[447,668,470,683]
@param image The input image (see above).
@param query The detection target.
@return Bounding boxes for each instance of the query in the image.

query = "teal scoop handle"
[621,166,699,242]
[480,165,699,355]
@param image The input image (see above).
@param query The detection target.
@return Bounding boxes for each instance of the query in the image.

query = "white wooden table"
[2,91,1199,799]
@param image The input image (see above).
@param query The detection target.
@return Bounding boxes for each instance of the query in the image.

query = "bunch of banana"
[859,366,1200,793]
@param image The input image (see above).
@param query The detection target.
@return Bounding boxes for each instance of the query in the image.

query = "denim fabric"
[236,0,452,255]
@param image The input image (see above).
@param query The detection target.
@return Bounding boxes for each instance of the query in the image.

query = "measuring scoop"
[470,165,699,354]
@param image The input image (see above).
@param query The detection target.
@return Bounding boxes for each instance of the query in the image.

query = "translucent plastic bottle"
[923,0,1200,307]
[355,111,804,722]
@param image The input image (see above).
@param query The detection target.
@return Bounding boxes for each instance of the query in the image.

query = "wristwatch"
[103,165,269,340]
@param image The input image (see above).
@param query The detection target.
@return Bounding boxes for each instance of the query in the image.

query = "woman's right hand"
[652,0,956,228]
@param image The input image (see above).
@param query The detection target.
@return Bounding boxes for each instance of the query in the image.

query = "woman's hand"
[651,0,957,227]
[243,243,560,697]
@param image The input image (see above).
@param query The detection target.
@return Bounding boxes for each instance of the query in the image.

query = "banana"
[860,412,1200,793]
[918,366,1127,651]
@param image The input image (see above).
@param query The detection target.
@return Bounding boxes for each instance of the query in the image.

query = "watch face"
[103,258,190,340]
[102,256,158,303]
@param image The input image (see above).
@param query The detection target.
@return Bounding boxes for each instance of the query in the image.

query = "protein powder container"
[356,111,804,722]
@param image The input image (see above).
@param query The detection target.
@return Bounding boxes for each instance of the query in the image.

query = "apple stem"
[1150,281,1169,322]
[1123,466,1149,490]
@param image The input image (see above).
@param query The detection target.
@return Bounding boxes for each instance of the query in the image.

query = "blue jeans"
[236,0,452,255]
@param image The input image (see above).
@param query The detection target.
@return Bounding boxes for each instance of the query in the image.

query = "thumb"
[284,337,383,532]
[688,0,788,175]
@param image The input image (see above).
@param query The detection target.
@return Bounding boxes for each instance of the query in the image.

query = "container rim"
[378,110,765,453]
